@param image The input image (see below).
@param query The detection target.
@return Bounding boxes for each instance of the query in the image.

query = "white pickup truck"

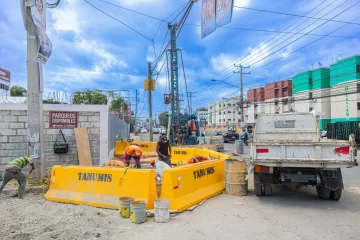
[250,113,358,200]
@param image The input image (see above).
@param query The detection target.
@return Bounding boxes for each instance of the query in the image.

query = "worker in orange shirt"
[104,160,125,167]
[187,155,209,165]
[124,145,142,168]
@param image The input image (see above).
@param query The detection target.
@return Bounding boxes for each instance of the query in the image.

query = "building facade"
[330,55,360,123]
[0,68,10,92]
[264,80,293,115]
[292,68,332,129]
[247,87,265,126]
[208,97,244,126]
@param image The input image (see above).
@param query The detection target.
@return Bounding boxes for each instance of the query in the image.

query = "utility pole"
[147,62,153,142]
[21,0,60,179]
[134,89,139,125]
[187,92,196,114]
[234,64,250,125]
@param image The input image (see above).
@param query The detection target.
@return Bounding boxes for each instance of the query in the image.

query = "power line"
[204,0,330,88]
[234,5,360,26]
[84,0,153,42]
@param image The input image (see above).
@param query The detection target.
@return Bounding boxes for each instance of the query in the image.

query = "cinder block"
[0,136,8,143]
[8,136,24,143]
[90,141,100,147]
[3,116,17,122]
[43,122,49,128]
[44,135,53,142]
[88,128,99,134]
[43,111,49,116]
[91,153,100,159]
[68,148,77,154]
[45,155,61,163]
[0,150,26,157]
[0,157,13,164]
[1,129,17,136]
[79,116,88,121]
[80,112,95,116]
[17,129,28,136]
[88,116,100,122]
[0,123,10,129]
[95,112,100,116]
[10,123,24,129]
[44,148,54,155]
[43,116,48,122]
[18,116,28,122]
[15,143,27,149]
[80,122,94,128]
[0,111,10,116]
[93,121,100,128]
[11,111,26,116]
[89,134,100,141]
[44,142,54,149]
[46,129,61,135]
[0,143,15,150]
[90,147,99,153]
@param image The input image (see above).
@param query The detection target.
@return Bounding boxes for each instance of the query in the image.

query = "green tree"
[109,96,129,121]
[43,99,61,104]
[71,90,108,104]
[197,107,208,111]
[10,85,27,97]
[158,112,168,126]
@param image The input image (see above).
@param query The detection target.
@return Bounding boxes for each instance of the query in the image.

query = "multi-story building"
[330,55,360,123]
[0,68,10,92]
[292,68,331,129]
[208,97,244,126]
[264,80,293,114]
[247,87,265,126]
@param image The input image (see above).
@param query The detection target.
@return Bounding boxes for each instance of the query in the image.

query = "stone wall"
[0,109,101,178]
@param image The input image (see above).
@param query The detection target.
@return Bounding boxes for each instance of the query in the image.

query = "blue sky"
[1,0,360,118]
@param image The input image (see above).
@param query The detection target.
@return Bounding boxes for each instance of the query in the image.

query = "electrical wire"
[84,0,153,42]
[233,5,360,26]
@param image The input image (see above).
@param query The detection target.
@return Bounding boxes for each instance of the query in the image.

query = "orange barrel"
[225,159,248,196]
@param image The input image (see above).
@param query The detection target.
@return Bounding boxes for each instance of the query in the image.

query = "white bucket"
[154,198,170,223]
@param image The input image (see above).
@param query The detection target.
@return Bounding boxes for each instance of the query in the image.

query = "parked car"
[140,128,147,133]
[153,128,160,134]
[320,129,327,138]
[223,130,239,143]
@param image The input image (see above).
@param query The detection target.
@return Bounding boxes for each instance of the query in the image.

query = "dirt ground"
[1,166,360,240]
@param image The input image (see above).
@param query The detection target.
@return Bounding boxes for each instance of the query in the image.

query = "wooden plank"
[74,128,93,166]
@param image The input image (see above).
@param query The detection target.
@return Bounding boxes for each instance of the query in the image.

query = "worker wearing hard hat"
[104,160,125,167]
[0,156,35,199]
[124,145,142,168]
[149,159,171,183]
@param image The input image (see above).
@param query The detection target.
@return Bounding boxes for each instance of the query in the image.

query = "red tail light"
[334,146,350,155]
[256,148,269,153]
[255,166,270,173]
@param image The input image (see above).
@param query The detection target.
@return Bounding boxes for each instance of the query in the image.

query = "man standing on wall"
[156,134,172,166]
[0,156,35,199]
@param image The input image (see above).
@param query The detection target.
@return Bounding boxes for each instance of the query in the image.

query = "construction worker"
[187,155,209,165]
[149,159,171,183]
[124,145,142,168]
[156,134,172,166]
[0,156,35,199]
[104,160,125,167]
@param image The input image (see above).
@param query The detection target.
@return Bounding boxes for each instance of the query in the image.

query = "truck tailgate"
[251,142,356,168]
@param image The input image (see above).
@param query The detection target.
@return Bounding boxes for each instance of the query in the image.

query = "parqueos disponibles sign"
[49,111,79,128]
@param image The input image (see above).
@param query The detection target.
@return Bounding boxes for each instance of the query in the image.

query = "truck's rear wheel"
[330,189,342,201]
[316,184,331,199]
[264,184,272,196]
[321,186,331,200]
[255,183,262,196]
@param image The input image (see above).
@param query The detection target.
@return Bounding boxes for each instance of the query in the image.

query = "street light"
[211,79,239,88]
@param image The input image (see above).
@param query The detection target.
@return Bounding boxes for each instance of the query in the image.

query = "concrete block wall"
[0,110,101,176]
[0,104,117,180]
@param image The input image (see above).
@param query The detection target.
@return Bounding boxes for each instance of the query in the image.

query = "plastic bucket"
[130,200,147,224]
[119,197,134,218]
[154,198,170,223]
[225,159,248,196]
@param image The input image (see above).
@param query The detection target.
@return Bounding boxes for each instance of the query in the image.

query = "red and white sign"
[49,111,79,128]
[0,68,10,82]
